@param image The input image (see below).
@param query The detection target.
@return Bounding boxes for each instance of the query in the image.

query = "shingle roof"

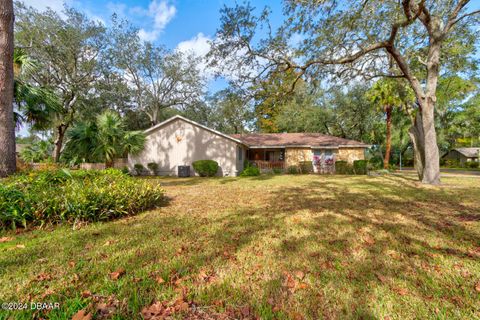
[230,133,369,148]
[454,147,480,158]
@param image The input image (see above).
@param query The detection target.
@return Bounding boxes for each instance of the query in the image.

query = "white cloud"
[135,0,176,42]
[176,33,213,78]
[176,32,211,57]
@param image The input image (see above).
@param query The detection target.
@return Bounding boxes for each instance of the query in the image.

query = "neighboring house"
[128,115,370,176]
[443,147,480,165]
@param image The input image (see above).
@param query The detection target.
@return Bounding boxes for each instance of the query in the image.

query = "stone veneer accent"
[337,148,365,164]
[285,147,365,167]
[285,148,313,168]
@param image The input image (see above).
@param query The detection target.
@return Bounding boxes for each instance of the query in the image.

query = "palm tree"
[65,110,146,167]
[367,79,415,169]
[13,48,60,130]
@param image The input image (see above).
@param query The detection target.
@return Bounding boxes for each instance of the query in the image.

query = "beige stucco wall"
[128,118,244,176]
[285,148,313,167]
[337,148,365,164]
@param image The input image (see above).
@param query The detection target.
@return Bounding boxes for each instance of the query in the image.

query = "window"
[237,146,243,161]
[324,150,333,156]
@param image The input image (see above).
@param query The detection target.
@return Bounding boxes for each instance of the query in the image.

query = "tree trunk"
[0,0,15,177]
[53,124,67,162]
[383,105,392,169]
[420,100,440,184]
[420,39,442,185]
[408,113,425,180]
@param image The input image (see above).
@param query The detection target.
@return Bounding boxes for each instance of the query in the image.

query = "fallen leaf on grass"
[0,237,13,243]
[109,269,125,280]
[475,281,480,293]
[71,309,92,320]
[16,244,25,249]
[240,306,250,317]
[103,240,115,246]
[375,273,388,284]
[393,287,409,296]
[68,261,76,268]
[363,235,376,246]
[81,290,91,298]
[35,273,52,282]
[294,271,305,280]
[155,276,165,284]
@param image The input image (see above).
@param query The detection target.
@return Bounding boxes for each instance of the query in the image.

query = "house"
[128,115,370,176]
[443,147,479,165]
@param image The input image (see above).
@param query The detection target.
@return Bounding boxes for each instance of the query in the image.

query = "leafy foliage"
[64,111,145,166]
[353,160,368,175]
[0,169,164,229]
[192,160,219,177]
[240,166,260,176]
[19,140,53,163]
[335,161,354,175]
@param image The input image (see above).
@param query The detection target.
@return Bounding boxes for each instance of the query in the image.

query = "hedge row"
[335,160,368,175]
[0,169,165,229]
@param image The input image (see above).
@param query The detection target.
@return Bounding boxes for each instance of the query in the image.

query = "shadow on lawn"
[3,175,479,319]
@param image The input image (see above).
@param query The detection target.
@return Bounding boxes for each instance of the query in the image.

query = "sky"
[20,0,285,90]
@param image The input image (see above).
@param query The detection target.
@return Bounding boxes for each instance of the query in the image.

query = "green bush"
[299,161,313,174]
[0,169,165,229]
[147,162,159,175]
[240,166,260,176]
[134,163,145,175]
[272,168,284,174]
[335,161,354,174]
[466,161,479,169]
[287,166,300,174]
[192,160,219,177]
[353,160,368,175]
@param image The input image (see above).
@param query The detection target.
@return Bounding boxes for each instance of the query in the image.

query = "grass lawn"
[1,174,479,319]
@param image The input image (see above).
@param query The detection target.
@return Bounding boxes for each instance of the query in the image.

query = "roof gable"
[143,115,246,145]
[454,147,480,158]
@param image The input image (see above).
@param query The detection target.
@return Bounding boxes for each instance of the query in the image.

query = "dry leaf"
[109,268,126,280]
[71,309,92,320]
[156,276,165,284]
[363,235,375,246]
[81,290,91,298]
[68,261,76,268]
[16,244,25,249]
[298,282,309,290]
[103,240,115,246]
[294,271,305,280]
[375,273,387,283]
[240,306,250,317]
[475,281,480,293]
[394,287,408,296]
[0,236,13,243]
[35,273,52,282]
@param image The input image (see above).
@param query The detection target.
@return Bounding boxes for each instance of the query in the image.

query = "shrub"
[272,168,284,174]
[147,162,159,175]
[240,166,260,176]
[192,160,219,177]
[335,161,354,174]
[353,160,368,175]
[134,163,145,175]
[287,166,300,174]
[466,161,479,169]
[299,161,313,174]
[0,169,165,229]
